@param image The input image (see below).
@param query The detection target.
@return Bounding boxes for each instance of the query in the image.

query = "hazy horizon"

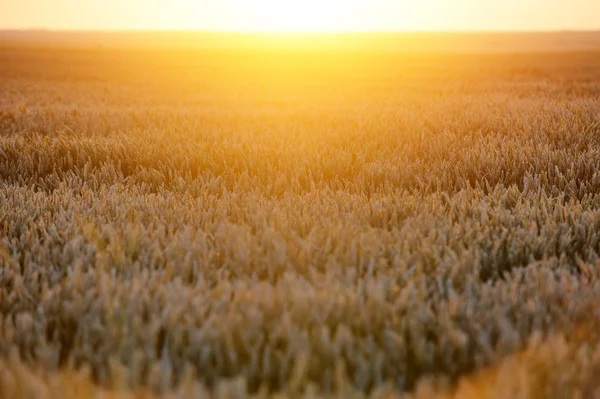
[2,30,599,54]
[2,28,600,33]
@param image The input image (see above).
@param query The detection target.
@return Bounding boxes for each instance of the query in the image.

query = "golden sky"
[1,0,598,31]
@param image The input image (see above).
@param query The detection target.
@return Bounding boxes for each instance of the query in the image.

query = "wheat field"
[1,32,600,398]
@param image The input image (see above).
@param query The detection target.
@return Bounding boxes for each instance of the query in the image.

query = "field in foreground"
[1,32,600,398]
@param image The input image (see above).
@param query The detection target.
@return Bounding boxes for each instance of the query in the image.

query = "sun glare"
[233,0,361,32]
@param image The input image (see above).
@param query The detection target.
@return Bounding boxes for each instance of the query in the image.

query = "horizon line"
[1,28,600,34]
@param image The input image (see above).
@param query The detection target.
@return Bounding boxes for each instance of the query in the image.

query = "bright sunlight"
[233,0,361,32]
[0,0,598,31]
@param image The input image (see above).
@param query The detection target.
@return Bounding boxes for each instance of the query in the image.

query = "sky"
[0,0,598,32]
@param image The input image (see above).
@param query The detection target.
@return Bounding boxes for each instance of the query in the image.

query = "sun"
[233,0,361,32]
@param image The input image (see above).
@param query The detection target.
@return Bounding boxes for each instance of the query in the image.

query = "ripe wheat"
[1,37,600,398]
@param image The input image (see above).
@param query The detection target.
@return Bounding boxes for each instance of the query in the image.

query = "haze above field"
[0,0,598,32]
[2,31,600,54]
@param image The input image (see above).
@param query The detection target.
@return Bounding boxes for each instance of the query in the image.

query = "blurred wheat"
[1,42,600,398]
